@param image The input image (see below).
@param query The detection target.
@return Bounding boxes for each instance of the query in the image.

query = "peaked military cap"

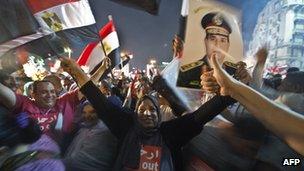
[201,12,232,37]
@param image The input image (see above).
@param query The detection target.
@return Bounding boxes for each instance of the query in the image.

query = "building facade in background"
[248,0,304,72]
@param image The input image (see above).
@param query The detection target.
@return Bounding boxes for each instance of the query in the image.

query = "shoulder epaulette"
[180,61,205,72]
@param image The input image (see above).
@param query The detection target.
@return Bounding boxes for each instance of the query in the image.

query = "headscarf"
[118,94,163,169]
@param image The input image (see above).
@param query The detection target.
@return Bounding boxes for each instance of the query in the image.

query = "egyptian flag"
[119,55,131,69]
[0,0,41,58]
[0,0,97,71]
[76,42,105,73]
[26,0,96,33]
[77,20,120,73]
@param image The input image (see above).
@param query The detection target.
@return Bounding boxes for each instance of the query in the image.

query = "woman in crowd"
[64,101,118,171]
[60,57,237,171]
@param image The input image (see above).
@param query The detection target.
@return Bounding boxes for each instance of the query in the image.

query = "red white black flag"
[26,0,96,33]
[77,20,120,73]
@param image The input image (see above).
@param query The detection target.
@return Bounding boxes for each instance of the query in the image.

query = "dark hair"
[278,71,304,93]
[32,80,54,93]
[43,74,61,87]
[287,67,300,73]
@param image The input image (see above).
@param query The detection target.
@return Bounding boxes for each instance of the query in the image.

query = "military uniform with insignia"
[177,57,209,89]
[177,12,232,89]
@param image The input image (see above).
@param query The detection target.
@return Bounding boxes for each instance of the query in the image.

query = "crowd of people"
[0,44,303,171]
[0,14,304,170]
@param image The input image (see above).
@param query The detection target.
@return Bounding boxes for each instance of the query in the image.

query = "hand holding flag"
[172,35,184,58]
[60,56,90,87]
[101,57,112,70]
[77,19,120,74]
[59,57,80,74]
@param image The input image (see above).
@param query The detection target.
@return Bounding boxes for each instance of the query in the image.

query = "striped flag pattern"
[26,0,95,33]
[77,20,120,73]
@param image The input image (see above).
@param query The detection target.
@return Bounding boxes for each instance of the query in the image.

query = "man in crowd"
[0,57,111,146]
[44,74,67,97]
[0,78,77,170]
[0,79,80,147]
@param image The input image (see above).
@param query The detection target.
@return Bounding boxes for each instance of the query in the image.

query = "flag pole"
[95,15,114,63]
[98,15,115,79]
[173,0,188,58]
[98,15,113,52]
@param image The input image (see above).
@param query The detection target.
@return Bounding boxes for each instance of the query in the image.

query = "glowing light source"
[64,47,72,58]
[23,55,47,80]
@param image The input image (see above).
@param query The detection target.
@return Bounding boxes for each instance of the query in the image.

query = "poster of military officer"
[177,0,243,90]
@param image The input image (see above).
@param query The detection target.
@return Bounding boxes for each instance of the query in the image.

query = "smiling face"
[137,99,159,129]
[32,81,57,109]
[205,34,230,64]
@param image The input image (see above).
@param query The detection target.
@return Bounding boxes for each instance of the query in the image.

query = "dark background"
[0,0,270,70]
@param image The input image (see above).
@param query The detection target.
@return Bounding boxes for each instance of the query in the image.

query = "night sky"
[0,0,271,71]
[90,0,183,69]
[89,0,270,69]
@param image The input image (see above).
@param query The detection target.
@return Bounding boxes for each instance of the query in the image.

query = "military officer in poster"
[177,12,232,89]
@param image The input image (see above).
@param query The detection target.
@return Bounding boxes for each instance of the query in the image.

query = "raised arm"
[152,75,188,117]
[0,82,17,109]
[251,47,268,88]
[90,57,111,84]
[60,57,133,138]
[122,84,132,108]
[161,94,236,148]
[210,54,304,155]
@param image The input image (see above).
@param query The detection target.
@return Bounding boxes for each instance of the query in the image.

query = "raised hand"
[209,54,236,96]
[200,69,220,94]
[255,47,268,64]
[101,57,112,70]
[235,61,251,84]
[59,57,89,87]
[252,47,268,87]
[59,57,82,76]
[172,34,184,58]
[126,82,132,99]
